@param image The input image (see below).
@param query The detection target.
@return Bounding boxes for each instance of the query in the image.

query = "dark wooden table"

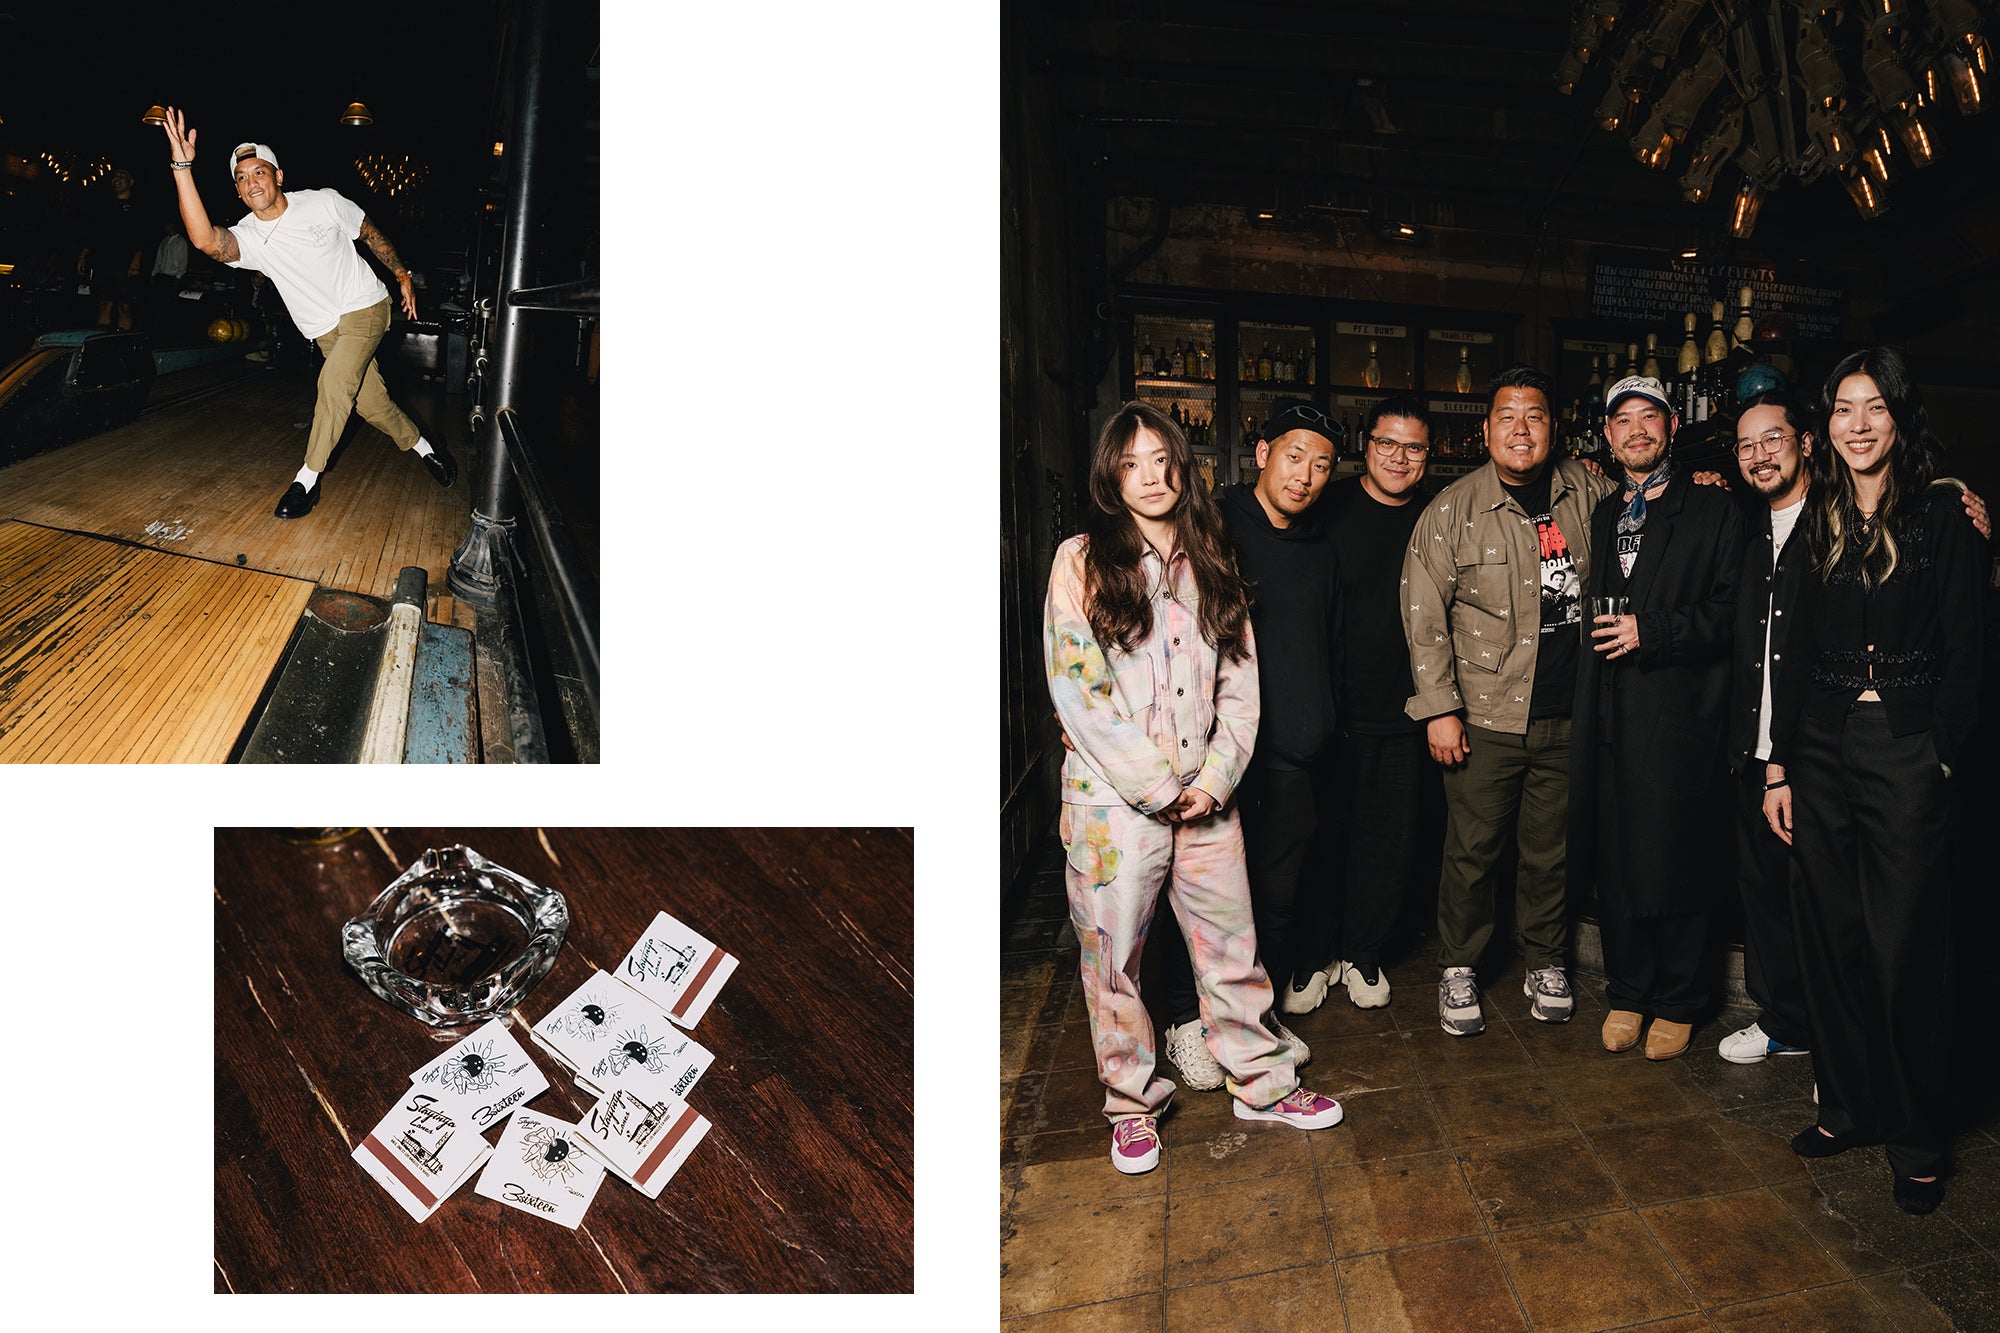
[214,827,913,1293]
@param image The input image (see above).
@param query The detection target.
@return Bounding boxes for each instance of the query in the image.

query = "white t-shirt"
[227,188,386,338]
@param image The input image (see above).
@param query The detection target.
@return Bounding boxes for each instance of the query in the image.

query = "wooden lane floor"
[0,365,470,605]
[0,520,315,762]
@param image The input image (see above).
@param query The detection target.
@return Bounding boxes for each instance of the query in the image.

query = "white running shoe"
[1281,964,1339,1015]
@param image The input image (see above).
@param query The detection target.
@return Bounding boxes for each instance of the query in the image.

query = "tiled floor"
[1002,840,2000,1331]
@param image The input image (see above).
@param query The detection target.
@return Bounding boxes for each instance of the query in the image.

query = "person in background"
[1154,400,1341,1085]
[78,166,149,330]
[1765,347,1987,1216]
[1402,366,1616,1037]
[1571,376,1745,1061]
[1045,401,1344,1175]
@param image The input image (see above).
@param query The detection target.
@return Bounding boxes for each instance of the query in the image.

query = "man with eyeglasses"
[1717,388,1987,1066]
[1570,375,1746,1061]
[1284,397,1442,1012]
[156,107,455,518]
[1153,398,1343,1088]
[1403,366,1614,1037]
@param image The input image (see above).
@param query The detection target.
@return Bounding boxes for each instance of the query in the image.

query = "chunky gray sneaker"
[1280,964,1337,1015]
[1524,966,1574,1024]
[1439,967,1484,1037]
[1164,1020,1224,1091]
[1270,1018,1312,1070]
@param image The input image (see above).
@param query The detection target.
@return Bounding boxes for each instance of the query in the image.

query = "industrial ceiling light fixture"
[340,101,375,126]
[141,105,168,127]
[1559,0,1999,227]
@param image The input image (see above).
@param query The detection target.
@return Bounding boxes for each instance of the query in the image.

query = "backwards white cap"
[228,141,280,181]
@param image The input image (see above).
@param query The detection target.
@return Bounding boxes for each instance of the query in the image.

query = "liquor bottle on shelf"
[1195,342,1210,379]
[1363,339,1382,390]
[1641,333,1660,381]
[1304,347,1315,385]
[1244,347,1258,382]
[1705,299,1729,365]
[1138,341,1153,379]
[1258,344,1274,381]
[1733,285,1754,351]
[1455,346,1473,394]
[1171,340,1186,377]
[1274,346,1289,384]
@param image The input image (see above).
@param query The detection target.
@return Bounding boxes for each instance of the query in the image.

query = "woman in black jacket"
[1763,346,1986,1215]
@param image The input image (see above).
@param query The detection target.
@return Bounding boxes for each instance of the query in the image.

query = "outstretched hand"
[161,106,197,163]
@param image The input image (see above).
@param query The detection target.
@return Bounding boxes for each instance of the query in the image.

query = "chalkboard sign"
[1589,251,1846,340]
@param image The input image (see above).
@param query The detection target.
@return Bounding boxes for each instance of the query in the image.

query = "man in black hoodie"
[1155,399,1344,1091]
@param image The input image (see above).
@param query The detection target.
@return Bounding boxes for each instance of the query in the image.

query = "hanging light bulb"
[1807,100,1857,168]
[1861,124,1894,181]
[1893,105,1937,164]
[1680,108,1742,202]
[1596,82,1630,131]
[340,101,374,126]
[1944,51,1985,114]
[1843,166,1891,218]
[1729,179,1766,238]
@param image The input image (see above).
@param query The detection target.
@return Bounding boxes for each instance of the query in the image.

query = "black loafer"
[1895,1174,1947,1215]
[275,480,320,519]
[419,447,456,488]
[1790,1125,1874,1158]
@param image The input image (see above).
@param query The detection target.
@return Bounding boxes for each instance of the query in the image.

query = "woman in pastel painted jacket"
[1043,400,1343,1177]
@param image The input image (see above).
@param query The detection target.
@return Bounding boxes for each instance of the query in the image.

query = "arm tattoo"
[358,217,405,273]
[206,230,241,264]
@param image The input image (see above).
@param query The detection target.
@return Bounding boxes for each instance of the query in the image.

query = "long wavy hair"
[1082,401,1252,661]
[1805,346,1943,588]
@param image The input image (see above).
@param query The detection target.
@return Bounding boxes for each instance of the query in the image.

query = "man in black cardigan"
[1571,376,1746,1061]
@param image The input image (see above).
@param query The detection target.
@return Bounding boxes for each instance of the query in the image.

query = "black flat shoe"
[1790,1125,1874,1158]
[1895,1175,1946,1215]
[419,447,456,488]
[275,480,320,519]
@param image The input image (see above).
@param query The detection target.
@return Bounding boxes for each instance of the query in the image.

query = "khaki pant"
[305,297,419,471]
[1435,717,1572,972]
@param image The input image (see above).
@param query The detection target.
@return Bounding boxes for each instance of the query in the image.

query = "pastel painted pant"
[1061,801,1294,1121]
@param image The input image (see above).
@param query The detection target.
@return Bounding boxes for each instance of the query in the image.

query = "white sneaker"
[1343,961,1391,1009]
[1717,1021,1810,1065]
[1280,964,1339,1015]
[1270,1018,1311,1070]
[1439,967,1485,1036]
[1163,1020,1224,1091]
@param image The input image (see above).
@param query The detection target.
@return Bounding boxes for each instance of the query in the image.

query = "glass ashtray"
[341,844,568,1027]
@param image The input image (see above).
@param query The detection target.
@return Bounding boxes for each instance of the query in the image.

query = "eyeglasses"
[1369,434,1431,458]
[1732,429,1796,460]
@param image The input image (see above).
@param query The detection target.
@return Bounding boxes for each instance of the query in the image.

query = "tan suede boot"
[1602,1010,1644,1052]
[1645,1019,1693,1060]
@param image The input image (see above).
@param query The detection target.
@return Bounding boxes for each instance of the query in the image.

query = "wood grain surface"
[213,827,913,1293]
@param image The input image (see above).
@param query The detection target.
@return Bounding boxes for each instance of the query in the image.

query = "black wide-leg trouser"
[1789,702,1953,1179]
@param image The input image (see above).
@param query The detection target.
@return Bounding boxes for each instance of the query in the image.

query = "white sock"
[294,466,321,489]
[411,438,434,457]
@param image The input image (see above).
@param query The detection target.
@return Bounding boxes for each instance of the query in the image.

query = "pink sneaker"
[1233,1087,1343,1130]
[1110,1115,1162,1174]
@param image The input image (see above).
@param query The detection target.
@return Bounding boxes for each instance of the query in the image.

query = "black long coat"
[1568,468,1747,918]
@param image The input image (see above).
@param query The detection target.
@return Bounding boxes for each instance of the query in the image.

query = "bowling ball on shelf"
[207,318,233,343]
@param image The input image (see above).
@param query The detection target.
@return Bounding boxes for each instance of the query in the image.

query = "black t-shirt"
[1501,472,1579,719]
[1321,477,1428,734]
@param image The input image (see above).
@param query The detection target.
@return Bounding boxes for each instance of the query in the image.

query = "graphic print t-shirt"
[1501,473,1578,718]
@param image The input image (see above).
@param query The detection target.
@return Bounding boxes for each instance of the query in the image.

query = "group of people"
[1042,348,1987,1215]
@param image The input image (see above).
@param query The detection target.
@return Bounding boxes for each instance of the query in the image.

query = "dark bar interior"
[1003,4,2000,1324]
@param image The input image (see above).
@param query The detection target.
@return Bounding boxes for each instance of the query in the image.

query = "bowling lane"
[0,364,473,612]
